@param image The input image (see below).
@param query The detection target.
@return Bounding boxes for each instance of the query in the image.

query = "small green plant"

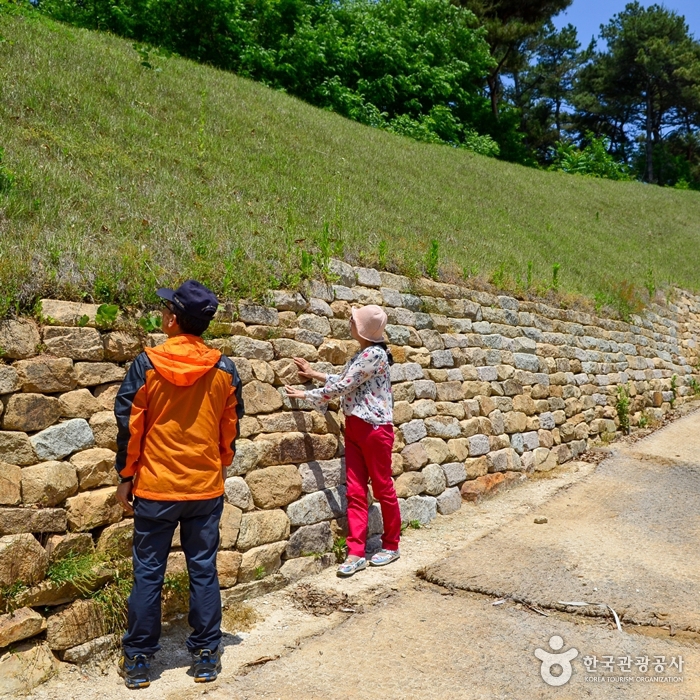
[47,551,102,591]
[378,240,389,269]
[95,303,119,328]
[616,384,630,435]
[332,536,347,563]
[315,223,334,277]
[92,558,133,634]
[490,261,506,288]
[689,377,700,396]
[300,249,314,279]
[0,581,29,614]
[645,267,656,300]
[526,260,533,290]
[425,239,439,280]
[139,313,162,333]
[77,314,90,327]
[551,263,561,291]
[162,570,190,617]
[254,565,267,580]
[671,374,678,406]
[638,413,649,428]
[409,519,421,530]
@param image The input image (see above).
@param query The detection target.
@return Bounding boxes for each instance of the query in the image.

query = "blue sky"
[553,1,700,45]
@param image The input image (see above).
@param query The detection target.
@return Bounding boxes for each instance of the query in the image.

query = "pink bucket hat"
[351,305,388,343]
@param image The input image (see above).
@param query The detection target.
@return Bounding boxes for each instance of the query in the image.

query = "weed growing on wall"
[426,240,439,280]
[616,384,630,434]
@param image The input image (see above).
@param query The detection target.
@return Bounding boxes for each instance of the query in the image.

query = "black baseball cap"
[156,280,219,321]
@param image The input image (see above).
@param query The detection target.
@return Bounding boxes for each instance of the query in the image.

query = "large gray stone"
[238,303,279,326]
[0,366,20,394]
[285,521,334,558]
[354,266,382,287]
[224,476,253,510]
[436,486,462,515]
[422,463,447,496]
[441,462,467,487]
[467,434,490,457]
[399,495,437,525]
[286,486,347,526]
[30,419,94,461]
[230,337,275,361]
[513,353,540,372]
[401,419,427,445]
[298,459,345,493]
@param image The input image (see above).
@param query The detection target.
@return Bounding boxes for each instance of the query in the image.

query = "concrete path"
[28,407,700,699]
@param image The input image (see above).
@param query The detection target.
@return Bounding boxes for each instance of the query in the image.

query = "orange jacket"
[114,335,244,501]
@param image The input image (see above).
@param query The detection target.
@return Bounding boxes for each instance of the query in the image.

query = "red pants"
[344,415,401,557]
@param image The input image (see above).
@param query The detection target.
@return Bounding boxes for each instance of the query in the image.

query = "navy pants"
[122,496,224,657]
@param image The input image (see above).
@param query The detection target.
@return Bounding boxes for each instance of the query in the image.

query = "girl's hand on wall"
[292,357,325,382]
[285,385,307,400]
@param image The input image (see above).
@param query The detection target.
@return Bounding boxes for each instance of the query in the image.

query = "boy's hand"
[116,480,134,515]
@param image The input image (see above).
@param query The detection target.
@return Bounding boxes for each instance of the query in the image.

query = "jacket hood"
[144,335,222,387]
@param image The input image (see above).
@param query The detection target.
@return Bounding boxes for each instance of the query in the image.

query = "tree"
[458,0,572,119]
[573,2,700,183]
[506,22,586,162]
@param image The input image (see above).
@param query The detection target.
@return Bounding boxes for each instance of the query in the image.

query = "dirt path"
[28,406,700,699]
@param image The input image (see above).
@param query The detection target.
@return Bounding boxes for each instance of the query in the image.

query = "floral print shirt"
[304,345,393,425]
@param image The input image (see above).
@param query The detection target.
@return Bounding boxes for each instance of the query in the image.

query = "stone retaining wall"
[1,259,699,683]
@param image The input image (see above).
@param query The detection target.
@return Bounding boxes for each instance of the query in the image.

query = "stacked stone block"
[1,263,699,675]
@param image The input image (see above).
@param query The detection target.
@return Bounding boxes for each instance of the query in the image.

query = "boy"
[114,280,243,688]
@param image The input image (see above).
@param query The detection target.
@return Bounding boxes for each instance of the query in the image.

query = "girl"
[285,304,401,577]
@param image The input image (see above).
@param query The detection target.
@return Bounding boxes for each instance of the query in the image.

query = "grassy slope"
[2,10,700,314]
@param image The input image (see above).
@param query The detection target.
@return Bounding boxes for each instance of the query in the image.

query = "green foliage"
[77,314,89,327]
[616,384,630,434]
[638,413,649,428]
[594,280,644,321]
[92,559,132,635]
[409,519,421,529]
[139,313,162,333]
[332,536,347,563]
[425,239,440,280]
[300,250,314,280]
[526,260,533,290]
[645,267,656,300]
[551,263,560,290]
[39,0,501,153]
[95,303,119,328]
[254,565,266,580]
[47,551,101,590]
[377,240,389,269]
[689,377,700,396]
[671,374,678,406]
[550,135,630,180]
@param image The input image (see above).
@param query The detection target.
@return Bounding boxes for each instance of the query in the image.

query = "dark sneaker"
[191,646,222,683]
[118,653,152,689]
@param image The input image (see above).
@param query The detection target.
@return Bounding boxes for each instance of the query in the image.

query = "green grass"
[2,7,700,316]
